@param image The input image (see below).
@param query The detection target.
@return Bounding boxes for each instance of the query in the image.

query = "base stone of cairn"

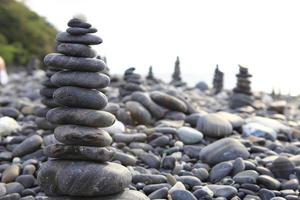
[37,18,147,199]
[170,56,186,87]
[230,65,253,109]
[212,64,224,94]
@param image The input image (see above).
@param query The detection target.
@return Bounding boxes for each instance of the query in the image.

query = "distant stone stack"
[146,66,159,84]
[212,65,224,94]
[35,66,60,133]
[230,65,254,109]
[37,18,135,199]
[119,67,145,97]
[170,56,186,87]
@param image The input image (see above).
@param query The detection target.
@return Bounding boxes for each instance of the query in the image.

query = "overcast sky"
[24,0,300,95]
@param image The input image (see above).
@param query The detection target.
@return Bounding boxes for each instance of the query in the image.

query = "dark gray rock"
[12,135,43,157]
[43,144,114,162]
[139,153,160,169]
[210,161,233,183]
[233,170,259,184]
[57,43,96,58]
[132,174,167,184]
[47,107,115,127]
[207,185,237,198]
[68,18,91,28]
[56,32,102,45]
[5,182,24,195]
[54,125,112,147]
[150,91,187,113]
[37,160,132,196]
[44,53,105,72]
[66,27,97,35]
[125,101,152,125]
[170,189,197,200]
[148,187,168,199]
[113,133,147,144]
[51,71,110,89]
[257,175,281,190]
[0,193,21,200]
[270,156,295,179]
[15,175,35,188]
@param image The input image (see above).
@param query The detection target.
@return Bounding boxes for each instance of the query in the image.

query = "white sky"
[24,0,300,95]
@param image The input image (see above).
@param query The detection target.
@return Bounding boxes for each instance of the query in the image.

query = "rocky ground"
[0,69,300,200]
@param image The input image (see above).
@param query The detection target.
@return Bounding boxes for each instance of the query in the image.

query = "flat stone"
[40,87,56,98]
[68,18,91,28]
[143,183,172,194]
[125,101,152,125]
[57,43,96,58]
[207,185,238,198]
[44,53,105,72]
[53,86,108,109]
[196,113,233,138]
[210,161,233,183]
[44,144,114,162]
[5,182,24,194]
[56,32,102,45]
[66,27,97,35]
[47,107,115,127]
[148,187,168,199]
[113,133,147,144]
[37,160,132,196]
[0,108,19,119]
[257,175,281,190]
[233,170,259,184]
[113,151,137,166]
[150,91,187,113]
[138,153,160,169]
[176,126,203,144]
[54,125,112,147]
[46,190,149,200]
[132,174,167,184]
[170,189,197,200]
[1,164,20,183]
[51,71,110,89]
[12,135,43,157]
[199,138,250,166]
[41,98,60,108]
[15,175,35,188]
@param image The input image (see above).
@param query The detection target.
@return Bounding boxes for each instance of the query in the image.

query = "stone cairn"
[146,66,159,85]
[230,65,253,109]
[119,67,145,97]
[37,18,133,199]
[35,66,60,133]
[170,56,186,87]
[212,64,224,94]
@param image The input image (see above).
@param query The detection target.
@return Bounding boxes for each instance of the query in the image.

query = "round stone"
[46,107,115,127]
[43,144,114,162]
[15,175,35,188]
[51,71,110,89]
[38,160,132,196]
[66,27,97,35]
[56,32,102,45]
[176,126,203,144]
[150,91,187,113]
[57,43,96,58]
[68,18,91,28]
[209,161,233,183]
[12,135,43,157]
[270,156,295,179]
[54,125,112,147]
[199,138,250,166]
[217,111,244,128]
[44,53,105,72]
[53,86,108,109]
[125,101,152,125]
[1,164,20,183]
[196,113,233,138]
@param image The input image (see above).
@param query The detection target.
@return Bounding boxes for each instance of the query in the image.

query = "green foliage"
[0,0,57,66]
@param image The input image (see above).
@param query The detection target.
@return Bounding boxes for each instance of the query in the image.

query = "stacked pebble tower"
[212,65,224,94]
[37,18,135,199]
[35,66,60,132]
[119,67,145,97]
[230,65,254,109]
[170,56,186,87]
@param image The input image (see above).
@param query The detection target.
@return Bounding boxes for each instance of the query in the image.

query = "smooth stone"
[0,117,20,137]
[113,133,147,144]
[54,125,112,147]
[132,174,167,184]
[56,32,102,45]
[149,135,169,147]
[66,27,97,35]
[36,118,57,130]
[41,98,60,108]
[143,183,171,194]
[113,151,137,166]
[43,144,114,162]
[207,185,238,198]
[39,87,56,98]
[116,108,134,125]
[68,18,91,28]
[148,187,168,199]
[230,93,253,109]
[256,175,281,190]
[0,193,21,200]
[233,170,259,184]
[53,86,108,109]
[47,107,115,127]
[243,122,277,140]
[56,43,96,58]
[0,183,6,196]
[185,112,207,127]
[162,156,176,169]
[125,101,152,125]
[258,189,276,200]
[2,165,20,183]
[170,189,197,200]
[199,138,250,166]
[43,134,59,146]
[5,182,24,195]
[192,168,209,181]
[44,53,105,72]
[131,91,167,119]
[150,91,187,113]
[232,157,245,175]
[210,161,233,183]
[22,165,36,175]
[15,175,35,188]
[281,179,299,190]
[51,71,110,89]
[103,120,126,135]
[37,160,132,196]
[176,126,203,144]
[176,176,202,188]
[0,108,19,119]
[270,156,295,179]
[12,135,43,157]
[196,113,233,138]
[217,112,244,128]
[46,190,149,200]
[138,153,160,169]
